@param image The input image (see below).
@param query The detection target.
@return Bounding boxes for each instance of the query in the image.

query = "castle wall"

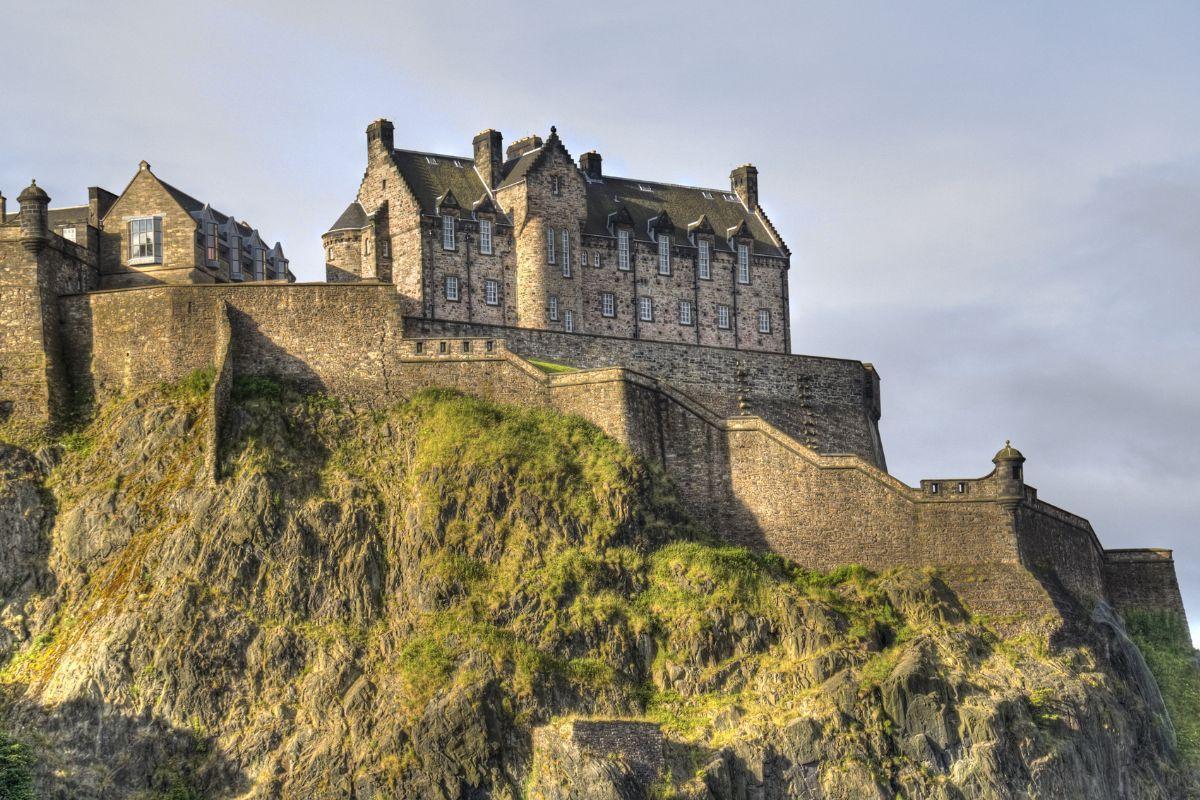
[405,316,887,469]
[1103,549,1188,620]
[1015,501,1108,603]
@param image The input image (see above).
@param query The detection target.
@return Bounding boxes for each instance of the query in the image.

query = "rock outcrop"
[0,379,1195,798]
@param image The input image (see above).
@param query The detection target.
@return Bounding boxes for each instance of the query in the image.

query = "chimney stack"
[730,164,759,209]
[367,119,395,155]
[506,135,543,162]
[17,179,50,253]
[580,151,602,180]
[473,129,503,189]
[0,190,6,222]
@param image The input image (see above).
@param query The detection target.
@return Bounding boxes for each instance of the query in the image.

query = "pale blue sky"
[3,1,1199,635]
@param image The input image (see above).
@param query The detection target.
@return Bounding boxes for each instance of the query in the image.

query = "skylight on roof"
[425,156,438,165]
[638,184,652,192]
[453,160,463,168]
[723,193,738,202]
[702,191,713,199]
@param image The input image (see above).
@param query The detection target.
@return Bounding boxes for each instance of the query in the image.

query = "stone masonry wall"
[1103,549,1188,620]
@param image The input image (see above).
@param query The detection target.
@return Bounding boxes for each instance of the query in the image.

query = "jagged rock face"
[0,383,1195,799]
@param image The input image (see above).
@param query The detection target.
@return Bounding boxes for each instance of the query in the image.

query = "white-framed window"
[698,240,710,279]
[548,294,559,321]
[679,300,693,325]
[617,229,630,270]
[381,239,390,258]
[601,292,615,317]
[445,275,460,301]
[254,247,267,280]
[231,236,242,278]
[442,215,456,250]
[551,175,562,195]
[639,296,653,321]
[561,230,571,277]
[484,279,499,305]
[61,226,77,243]
[563,309,574,332]
[204,221,218,264]
[657,233,671,275]
[593,251,600,268]
[128,216,162,264]
[757,308,771,333]
[737,244,750,284]
[717,304,731,329]
[479,219,493,254]
[546,227,556,264]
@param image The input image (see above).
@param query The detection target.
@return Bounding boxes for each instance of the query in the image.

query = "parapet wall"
[1103,549,1187,620]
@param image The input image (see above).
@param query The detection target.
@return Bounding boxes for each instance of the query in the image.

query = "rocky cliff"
[0,377,1196,799]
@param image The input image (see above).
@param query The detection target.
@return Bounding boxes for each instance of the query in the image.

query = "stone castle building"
[324,121,789,352]
[0,121,1189,640]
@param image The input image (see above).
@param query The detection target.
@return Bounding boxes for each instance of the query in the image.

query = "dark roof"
[159,179,206,215]
[386,144,787,256]
[390,150,495,219]
[327,201,368,232]
[48,206,89,228]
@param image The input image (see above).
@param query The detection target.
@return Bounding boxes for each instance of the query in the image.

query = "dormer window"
[551,175,562,195]
[479,219,493,254]
[561,230,571,277]
[275,258,289,280]
[698,240,711,279]
[254,247,267,280]
[657,234,671,275]
[425,156,438,165]
[617,230,630,270]
[128,216,162,265]
[231,235,242,278]
[737,244,750,284]
[442,215,456,250]
[546,227,556,264]
[701,191,713,199]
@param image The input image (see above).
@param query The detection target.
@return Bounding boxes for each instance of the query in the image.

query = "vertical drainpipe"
[465,229,474,322]
[692,242,701,345]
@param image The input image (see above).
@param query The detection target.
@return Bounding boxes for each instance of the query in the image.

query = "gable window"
[698,240,711,279]
[128,216,162,264]
[717,304,730,329]
[601,292,615,317]
[551,175,562,196]
[62,226,77,243]
[563,309,574,332]
[445,275,460,301]
[561,230,571,277]
[757,308,771,333]
[442,216,456,250]
[548,295,559,321]
[657,234,671,275]
[484,279,499,305]
[639,296,653,322]
[546,227,556,264]
[479,219,493,254]
[593,251,600,268]
[737,244,750,284]
[617,230,630,270]
[679,300,694,325]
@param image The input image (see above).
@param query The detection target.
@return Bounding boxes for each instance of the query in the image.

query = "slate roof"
[385,144,787,257]
[327,201,368,232]
[4,205,90,227]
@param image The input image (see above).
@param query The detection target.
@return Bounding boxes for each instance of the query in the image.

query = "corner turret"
[17,179,50,253]
[993,440,1025,499]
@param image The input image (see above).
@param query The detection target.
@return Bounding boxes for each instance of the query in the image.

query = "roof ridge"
[392,147,472,162]
[602,174,733,196]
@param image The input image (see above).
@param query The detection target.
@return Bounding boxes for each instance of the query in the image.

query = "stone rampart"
[1103,549,1188,621]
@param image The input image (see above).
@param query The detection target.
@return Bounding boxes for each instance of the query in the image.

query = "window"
[546,227,556,264]
[61,226,77,243]
[382,179,387,190]
[442,215,456,250]
[723,193,738,202]
[275,258,289,279]
[425,156,438,165]
[551,175,562,195]
[563,309,574,332]
[445,275,460,301]
[601,292,615,317]
[232,236,242,278]
[128,216,162,264]
[479,219,493,254]
[325,246,332,261]
[717,304,730,329]
[657,234,671,275]
[638,184,652,192]
[561,230,571,276]
[548,295,559,321]
[757,308,771,333]
[381,239,390,258]
[737,244,750,284]
[930,482,940,495]
[957,482,967,493]
[592,251,600,268]
[698,240,710,279]
[639,296,653,321]
[617,229,630,270]
[484,279,499,305]
[701,191,713,199]
[254,247,267,280]
[679,300,693,325]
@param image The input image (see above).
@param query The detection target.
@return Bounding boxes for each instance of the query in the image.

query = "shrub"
[1125,611,1200,767]
[232,375,284,402]
[0,730,35,800]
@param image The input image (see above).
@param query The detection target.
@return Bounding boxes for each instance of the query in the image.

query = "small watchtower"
[993,440,1026,500]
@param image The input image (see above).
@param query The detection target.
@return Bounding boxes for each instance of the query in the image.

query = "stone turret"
[18,179,49,253]
[993,440,1026,501]
[366,118,394,156]
[731,163,758,209]
[473,129,503,189]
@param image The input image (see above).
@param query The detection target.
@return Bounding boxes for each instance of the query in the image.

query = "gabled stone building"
[324,120,790,352]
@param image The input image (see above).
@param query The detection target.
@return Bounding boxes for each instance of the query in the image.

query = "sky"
[3,1,1199,636]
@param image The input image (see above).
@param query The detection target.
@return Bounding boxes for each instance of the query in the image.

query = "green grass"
[1125,610,1200,767]
[526,358,578,374]
[0,730,35,800]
